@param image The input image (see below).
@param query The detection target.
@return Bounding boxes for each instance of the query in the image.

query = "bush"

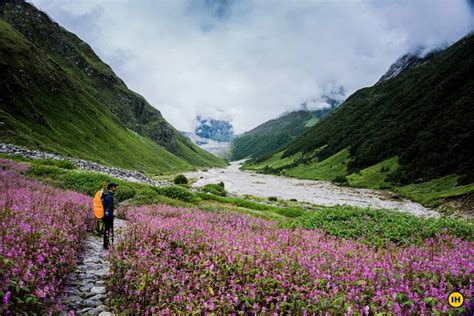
[218,181,225,188]
[131,187,160,204]
[35,159,77,170]
[197,192,306,218]
[27,165,67,178]
[174,174,188,185]
[114,184,137,202]
[202,183,226,196]
[275,207,305,218]
[54,171,137,202]
[333,175,348,184]
[268,196,278,202]
[286,206,474,246]
[157,186,200,203]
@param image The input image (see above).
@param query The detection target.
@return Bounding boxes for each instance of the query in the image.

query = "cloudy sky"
[30,0,473,133]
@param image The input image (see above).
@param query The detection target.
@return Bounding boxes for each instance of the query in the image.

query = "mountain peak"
[376,47,444,84]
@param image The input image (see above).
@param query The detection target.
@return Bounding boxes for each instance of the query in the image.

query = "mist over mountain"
[250,33,474,189]
[230,87,345,162]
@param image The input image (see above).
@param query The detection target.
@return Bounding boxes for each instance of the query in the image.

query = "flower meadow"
[0,163,92,313]
[110,205,473,315]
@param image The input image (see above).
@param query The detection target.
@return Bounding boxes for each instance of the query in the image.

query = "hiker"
[102,182,118,250]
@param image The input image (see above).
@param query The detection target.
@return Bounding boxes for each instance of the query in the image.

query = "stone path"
[62,219,127,315]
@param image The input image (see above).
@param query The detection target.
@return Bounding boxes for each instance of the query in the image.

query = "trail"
[62,219,126,315]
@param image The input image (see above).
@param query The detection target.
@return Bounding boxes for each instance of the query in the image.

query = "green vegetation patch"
[283,148,350,180]
[243,151,301,171]
[395,175,474,207]
[285,206,474,247]
[156,186,201,204]
[197,192,306,218]
[347,157,399,189]
[202,183,226,196]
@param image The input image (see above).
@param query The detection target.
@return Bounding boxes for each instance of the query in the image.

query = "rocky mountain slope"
[0,0,226,174]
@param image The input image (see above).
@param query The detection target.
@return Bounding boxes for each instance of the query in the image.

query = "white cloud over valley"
[30,0,474,133]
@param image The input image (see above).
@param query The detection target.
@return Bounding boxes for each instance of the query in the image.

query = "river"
[185,161,438,217]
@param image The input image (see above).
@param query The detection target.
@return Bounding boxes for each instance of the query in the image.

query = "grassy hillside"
[281,34,474,185]
[246,34,474,209]
[230,108,334,161]
[0,1,226,174]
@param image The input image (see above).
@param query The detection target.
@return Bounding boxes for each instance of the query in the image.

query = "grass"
[248,150,474,209]
[395,175,474,207]
[242,151,301,171]
[285,205,474,247]
[196,192,306,218]
[347,157,399,189]
[304,117,319,127]
[283,148,350,180]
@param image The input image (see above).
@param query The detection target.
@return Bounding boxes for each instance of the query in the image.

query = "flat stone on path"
[62,219,126,314]
[91,286,107,294]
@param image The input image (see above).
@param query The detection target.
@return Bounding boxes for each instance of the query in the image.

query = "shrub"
[174,174,188,185]
[268,196,278,202]
[333,175,348,184]
[113,184,137,202]
[156,186,200,203]
[286,206,474,246]
[275,207,305,218]
[202,183,226,196]
[197,192,305,218]
[27,165,67,178]
[58,171,109,196]
[35,159,76,170]
[56,171,137,202]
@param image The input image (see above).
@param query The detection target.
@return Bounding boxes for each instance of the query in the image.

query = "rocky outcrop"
[0,143,168,186]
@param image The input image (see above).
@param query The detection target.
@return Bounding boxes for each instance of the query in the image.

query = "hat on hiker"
[107,182,118,190]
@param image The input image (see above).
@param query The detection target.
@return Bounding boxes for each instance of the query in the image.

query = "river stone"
[78,307,93,314]
[65,295,82,303]
[87,305,106,315]
[98,312,112,316]
[91,286,107,294]
[80,284,93,292]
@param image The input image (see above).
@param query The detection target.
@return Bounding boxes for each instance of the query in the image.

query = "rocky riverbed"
[185,161,439,217]
[0,143,167,186]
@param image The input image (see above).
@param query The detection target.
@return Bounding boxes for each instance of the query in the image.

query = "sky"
[30,0,474,133]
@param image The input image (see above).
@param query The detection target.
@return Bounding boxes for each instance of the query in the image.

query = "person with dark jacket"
[102,182,118,250]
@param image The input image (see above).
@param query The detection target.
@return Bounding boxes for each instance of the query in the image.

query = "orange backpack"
[93,180,107,219]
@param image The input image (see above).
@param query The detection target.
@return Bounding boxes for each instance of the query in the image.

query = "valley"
[185,161,438,217]
[1,0,473,314]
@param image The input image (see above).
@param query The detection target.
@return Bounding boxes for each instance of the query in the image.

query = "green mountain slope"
[248,34,474,207]
[0,1,226,173]
[231,108,334,161]
[286,34,473,183]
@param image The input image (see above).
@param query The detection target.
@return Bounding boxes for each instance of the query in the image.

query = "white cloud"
[30,0,473,133]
